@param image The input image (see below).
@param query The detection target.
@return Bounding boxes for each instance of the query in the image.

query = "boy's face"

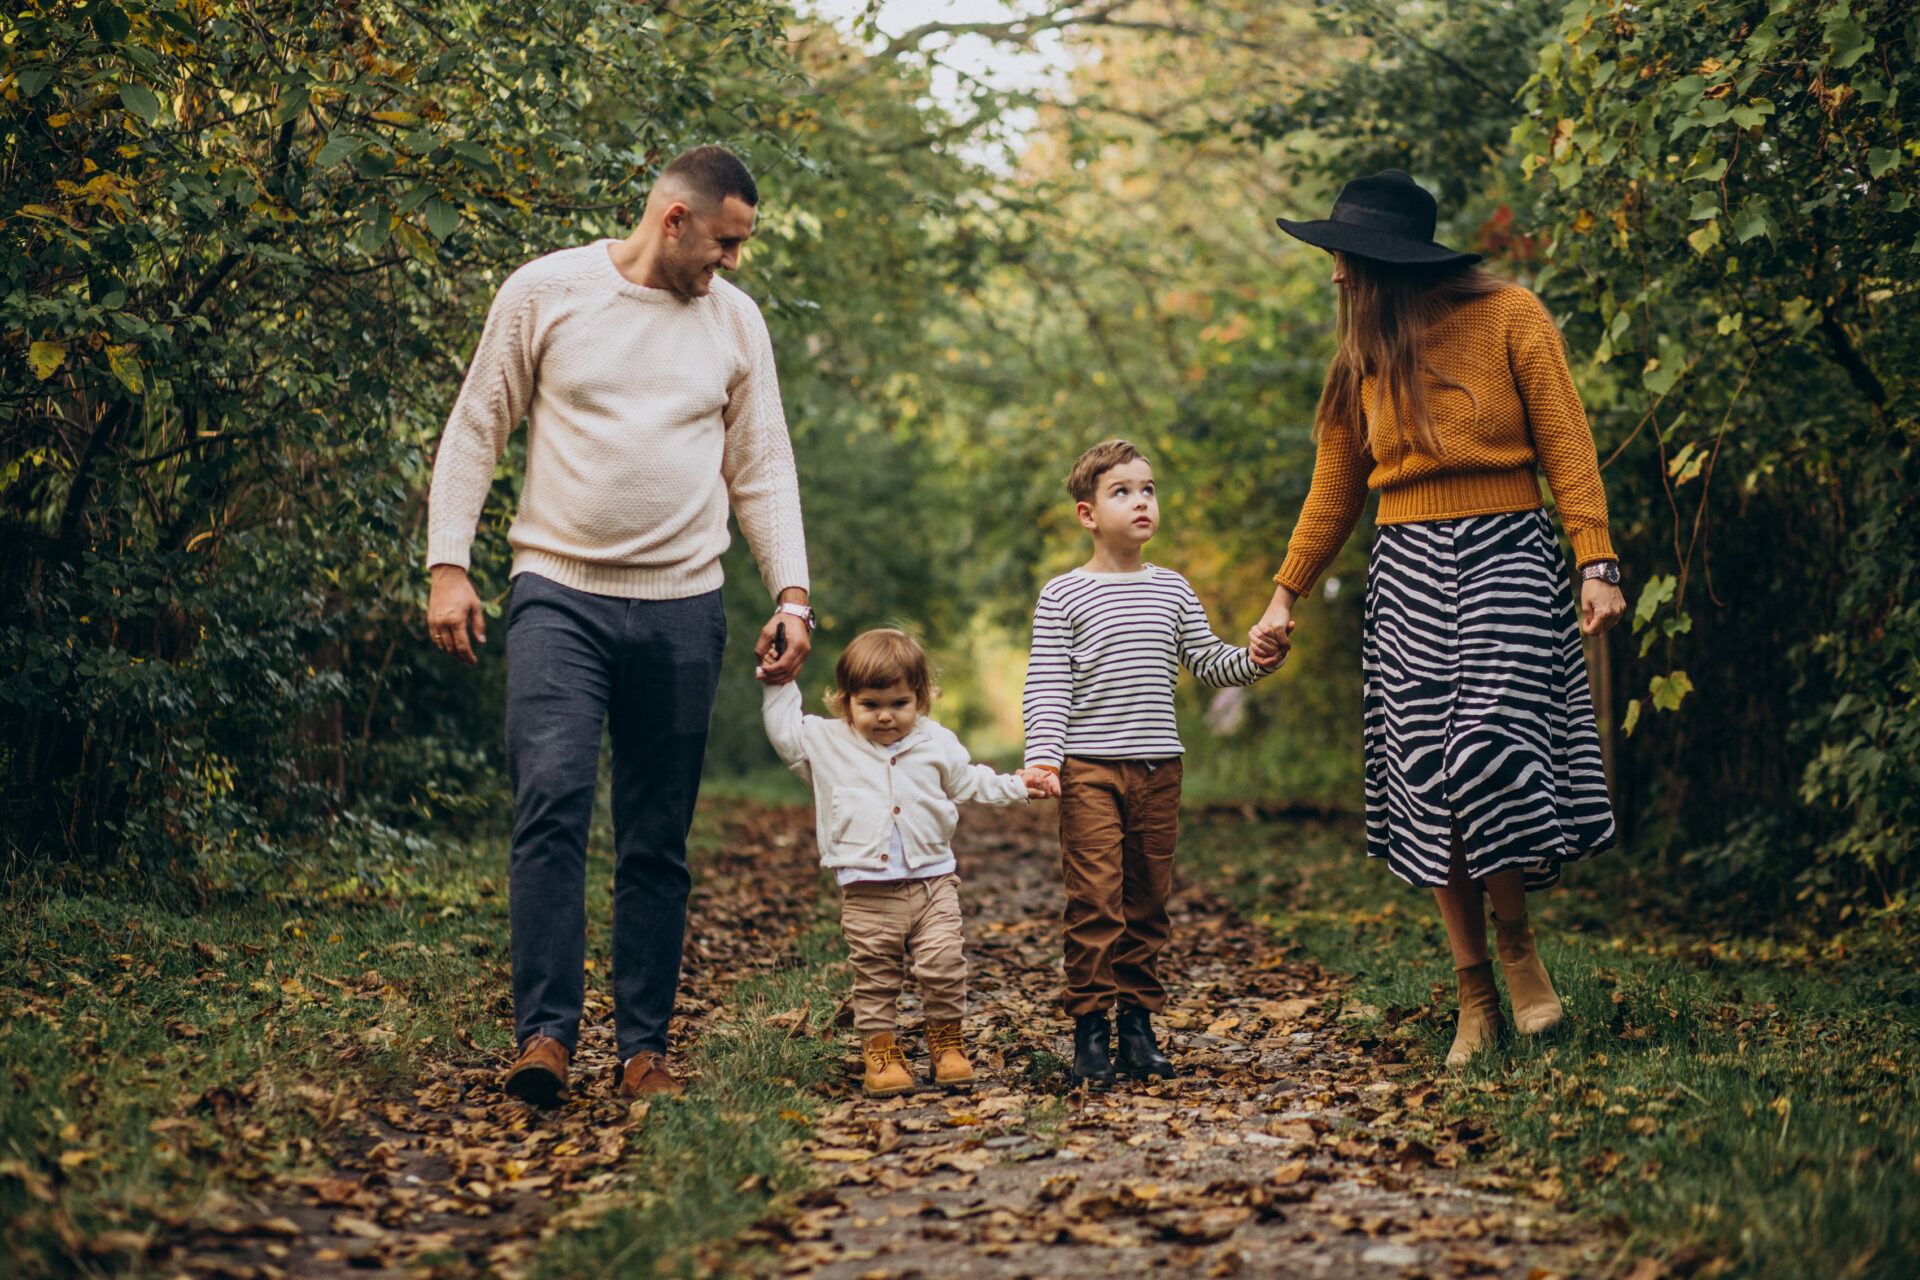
[848,681,920,747]
[1076,458,1159,549]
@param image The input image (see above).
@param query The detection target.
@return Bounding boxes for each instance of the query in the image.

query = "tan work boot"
[860,1032,913,1098]
[1495,913,1565,1034]
[504,1033,569,1105]
[619,1050,685,1099]
[926,1021,975,1089]
[1447,961,1504,1068]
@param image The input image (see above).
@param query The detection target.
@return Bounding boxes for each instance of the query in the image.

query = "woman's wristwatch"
[776,601,817,630]
[1581,561,1621,585]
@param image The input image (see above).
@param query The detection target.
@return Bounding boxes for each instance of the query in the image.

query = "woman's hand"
[1580,577,1627,635]
[1252,584,1300,665]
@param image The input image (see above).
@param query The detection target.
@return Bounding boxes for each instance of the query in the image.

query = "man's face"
[664,194,757,298]
[1077,458,1159,548]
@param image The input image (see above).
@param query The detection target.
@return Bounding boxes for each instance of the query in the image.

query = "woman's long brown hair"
[1314,253,1507,458]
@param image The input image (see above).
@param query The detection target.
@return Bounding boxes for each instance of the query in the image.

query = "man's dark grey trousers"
[505,572,725,1061]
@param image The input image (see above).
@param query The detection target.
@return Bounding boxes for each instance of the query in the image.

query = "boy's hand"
[1019,766,1062,799]
[1248,618,1295,670]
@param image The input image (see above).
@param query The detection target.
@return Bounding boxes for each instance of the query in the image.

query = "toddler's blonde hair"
[826,629,936,720]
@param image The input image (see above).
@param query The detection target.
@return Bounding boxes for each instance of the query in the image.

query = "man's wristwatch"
[1581,561,1622,585]
[776,601,817,631]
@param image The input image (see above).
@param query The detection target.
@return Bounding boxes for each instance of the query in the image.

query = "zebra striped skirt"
[1362,508,1616,890]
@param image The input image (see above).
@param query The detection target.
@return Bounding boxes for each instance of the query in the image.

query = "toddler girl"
[760,629,1044,1096]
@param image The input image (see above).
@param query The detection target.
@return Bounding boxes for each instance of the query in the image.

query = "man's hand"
[1581,576,1627,636]
[428,565,486,664]
[754,588,812,685]
[1019,766,1062,799]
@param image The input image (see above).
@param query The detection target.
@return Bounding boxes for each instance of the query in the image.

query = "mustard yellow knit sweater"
[1274,286,1616,597]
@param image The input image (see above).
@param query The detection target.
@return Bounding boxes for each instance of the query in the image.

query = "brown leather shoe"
[860,1032,913,1098]
[504,1033,569,1105]
[619,1050,685,1098]
[926,1021,975,1089]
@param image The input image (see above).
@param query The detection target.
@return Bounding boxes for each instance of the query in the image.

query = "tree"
[0,0,798,877]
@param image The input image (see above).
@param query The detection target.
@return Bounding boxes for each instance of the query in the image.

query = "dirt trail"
[154,804,1590,1280]
[758,805,1591,1279]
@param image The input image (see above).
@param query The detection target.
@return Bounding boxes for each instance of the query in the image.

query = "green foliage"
[1515,0,1920,890]
[0,0,797,877]
[1232,0,1919,899]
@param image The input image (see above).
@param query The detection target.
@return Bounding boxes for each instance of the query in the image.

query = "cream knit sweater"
[426,241,809,600]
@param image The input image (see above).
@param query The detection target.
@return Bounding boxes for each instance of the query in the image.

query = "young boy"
[1018,440,1285,1086]
[762,629,1048,1096]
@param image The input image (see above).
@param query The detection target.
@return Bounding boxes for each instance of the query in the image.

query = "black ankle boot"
[1071,1012,1116,1088]
[1114,1004,1176,1079]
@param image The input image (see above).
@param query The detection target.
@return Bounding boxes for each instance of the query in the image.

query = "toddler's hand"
[1019,766,1062,799]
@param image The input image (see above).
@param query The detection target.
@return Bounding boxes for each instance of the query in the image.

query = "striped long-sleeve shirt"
[1021,565,1275,770]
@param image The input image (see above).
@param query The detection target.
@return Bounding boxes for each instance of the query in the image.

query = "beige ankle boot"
[1495,913,1564,1035]
[925,1021,975,1089]
[860,1032,913,1098]
[1447,961,1503,1067]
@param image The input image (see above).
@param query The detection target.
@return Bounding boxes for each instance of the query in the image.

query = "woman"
[1255,171,1627,1067]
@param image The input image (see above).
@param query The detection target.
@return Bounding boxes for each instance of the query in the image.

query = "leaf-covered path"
[760,804,1592,1279]
[154,804,1594,1279]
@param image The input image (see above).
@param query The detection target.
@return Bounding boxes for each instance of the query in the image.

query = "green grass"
[528,920,850,1279]
[0,838,517,1274]
[1183,812,1920,1280]
[0,803,851,1279]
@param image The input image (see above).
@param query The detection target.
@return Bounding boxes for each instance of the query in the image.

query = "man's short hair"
[660,145,759,208]
[1066,439,1147,504]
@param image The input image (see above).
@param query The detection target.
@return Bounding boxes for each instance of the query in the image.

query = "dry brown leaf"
[1270,1159,1309,1186]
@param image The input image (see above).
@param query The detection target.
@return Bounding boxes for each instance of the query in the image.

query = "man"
[425,146,812,1103]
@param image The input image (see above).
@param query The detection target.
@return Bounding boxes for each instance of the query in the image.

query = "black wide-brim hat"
[1275,169,1481,268]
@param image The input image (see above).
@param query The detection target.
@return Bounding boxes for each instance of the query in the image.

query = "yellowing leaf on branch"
[106,345,145,393]
[1649,671,1694,713]
[28,340,65,380]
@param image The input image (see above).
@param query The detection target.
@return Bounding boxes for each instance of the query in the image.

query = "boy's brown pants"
[1058,756,1182,1017]
[840,873,967,1034]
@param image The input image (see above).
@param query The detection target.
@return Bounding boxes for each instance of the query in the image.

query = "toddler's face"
[848,681,919,747]
[1077,457,1159,547]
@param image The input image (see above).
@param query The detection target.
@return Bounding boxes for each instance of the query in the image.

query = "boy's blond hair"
[826,629,936,719]
[1066,439,1147,504]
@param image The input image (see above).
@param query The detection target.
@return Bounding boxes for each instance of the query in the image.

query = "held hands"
[1249,585,1300,669]
[427,565,486,664]
[1019,766,1062,799]
[754,592,811,685]
[1248,618,1295,670]
[1580,578,1627,636]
